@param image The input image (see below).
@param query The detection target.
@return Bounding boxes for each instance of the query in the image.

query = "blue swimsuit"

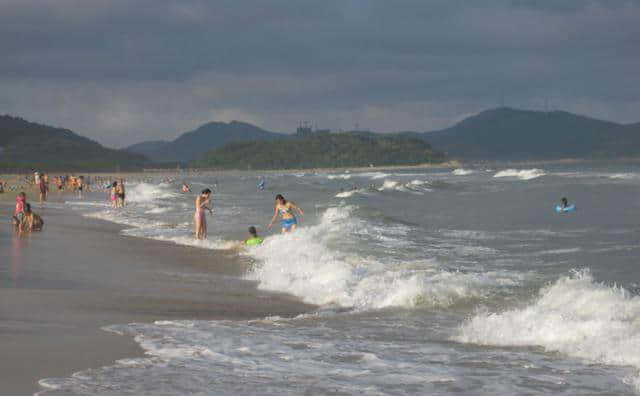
[279,206,297,230]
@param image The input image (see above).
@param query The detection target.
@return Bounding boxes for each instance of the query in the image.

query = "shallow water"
[39,162,640,395]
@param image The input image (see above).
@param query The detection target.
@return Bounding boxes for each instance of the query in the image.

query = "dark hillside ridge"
[125,121,284,162]
[0,115,148,171]
[421,108,640,160]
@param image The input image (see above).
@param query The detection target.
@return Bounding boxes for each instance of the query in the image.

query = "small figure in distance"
[244,226,264,246]
[268,194,303,233]
[194,188,213,240]
[561,197,569,209]
[39,172,48,205]
[181,183,191,193]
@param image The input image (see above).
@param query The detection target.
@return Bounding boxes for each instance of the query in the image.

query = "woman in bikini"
[194,188,212,240]
[268,194,303,233]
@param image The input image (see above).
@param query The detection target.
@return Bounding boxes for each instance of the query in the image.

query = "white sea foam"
[246,205,518,309]
[456,269,640,392]
[335,188,366,198]
[327,174,352,180]
[37,319,460,395]
[609,173,638,180]
[452,168,474,176]
[493,169,546,180]
[125,182,181,203]
[377,179,431,193]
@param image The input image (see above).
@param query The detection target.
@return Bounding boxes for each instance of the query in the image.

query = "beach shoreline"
[0,198,315,395]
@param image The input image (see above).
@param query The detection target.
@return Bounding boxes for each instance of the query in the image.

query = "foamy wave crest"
[609,173,638,180]
[377,179,431,194]
[247,206,515,310]
[493,169,546,180]
[335,188,366,198]
[125,182,180,203]
[327,174,352,180]
[456,269,640,392]
[452,168,474,176]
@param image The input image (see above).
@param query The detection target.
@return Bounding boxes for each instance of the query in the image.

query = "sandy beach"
[0,192,314,395]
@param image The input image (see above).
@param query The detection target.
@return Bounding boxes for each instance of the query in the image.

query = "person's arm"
[200,197,213,212]
[289,201,304,216]
[267,206,279,229]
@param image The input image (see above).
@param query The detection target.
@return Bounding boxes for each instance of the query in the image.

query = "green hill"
[196,132,446,169]
[421,108,640,160]
[0,115,148,172]
[125,121,284,162]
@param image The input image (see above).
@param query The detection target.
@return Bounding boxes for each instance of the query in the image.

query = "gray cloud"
[1,0,639,147]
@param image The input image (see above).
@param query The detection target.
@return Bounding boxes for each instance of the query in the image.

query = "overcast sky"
[1,0,639,148]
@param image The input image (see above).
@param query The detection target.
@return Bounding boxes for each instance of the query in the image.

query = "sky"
[1,0,639,148]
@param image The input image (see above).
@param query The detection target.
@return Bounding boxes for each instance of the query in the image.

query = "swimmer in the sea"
[561,197,569,209]
[195,188,213,240]
[181,183,191,193]
[268,194,303,233]
[244,226,264,246]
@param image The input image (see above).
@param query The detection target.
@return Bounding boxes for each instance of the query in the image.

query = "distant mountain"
[0,115,148,171]
[125,121,284,162]
[196,132,446,169]
[421,108,640,160]
[124,140,170,159]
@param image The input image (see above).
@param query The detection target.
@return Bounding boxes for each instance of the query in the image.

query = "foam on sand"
[493,169,546,180]
[456,269,640,393]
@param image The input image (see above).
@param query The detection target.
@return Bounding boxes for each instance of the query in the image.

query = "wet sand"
[0,198,314,395]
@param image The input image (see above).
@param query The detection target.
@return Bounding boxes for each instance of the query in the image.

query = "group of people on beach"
[192,189,303,244]
[12,192,44,232]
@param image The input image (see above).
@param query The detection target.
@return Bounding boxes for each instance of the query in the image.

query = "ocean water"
[38,163,640,395]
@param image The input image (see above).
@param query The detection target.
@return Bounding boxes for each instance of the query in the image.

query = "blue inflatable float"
[555,204,576,213]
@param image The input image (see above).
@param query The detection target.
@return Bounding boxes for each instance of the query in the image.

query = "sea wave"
[452,168,474,176]
[456,269,640,393]
[246,205,518,310]
[493,169,546,180]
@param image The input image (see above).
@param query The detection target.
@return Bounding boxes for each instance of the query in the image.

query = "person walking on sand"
[268,194,303,233]
[194,188,212,240]
[39,173,48,205]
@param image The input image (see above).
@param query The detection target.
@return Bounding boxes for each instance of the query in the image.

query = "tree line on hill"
[2,107,639,172]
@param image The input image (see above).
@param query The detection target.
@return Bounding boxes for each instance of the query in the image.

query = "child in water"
[12,192,26,227]
[561,197,569,208]
[244,226,264,246]
[20,203,44,232]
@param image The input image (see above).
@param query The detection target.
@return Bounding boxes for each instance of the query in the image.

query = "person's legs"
[201,216,207,239]
[194,213,201,239]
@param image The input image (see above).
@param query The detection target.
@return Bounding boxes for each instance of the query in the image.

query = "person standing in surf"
[268,194,303,233]
[39,173,48,205]
[194,188,212,240]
